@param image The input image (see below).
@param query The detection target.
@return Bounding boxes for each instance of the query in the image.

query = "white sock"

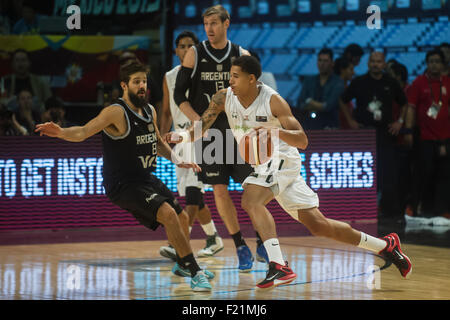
[263,238,285,265]
[357,232,387,253]
[201,220,217,237]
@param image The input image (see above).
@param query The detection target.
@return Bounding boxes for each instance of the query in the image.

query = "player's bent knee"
[241,197,259,213]
[178,210,189,224]
[212,184,229,197]
[156,203,178,226]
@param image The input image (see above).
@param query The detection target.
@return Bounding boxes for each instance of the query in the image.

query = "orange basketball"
[238,129,273,165]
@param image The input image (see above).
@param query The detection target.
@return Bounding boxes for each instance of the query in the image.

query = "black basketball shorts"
[106,175,183,231]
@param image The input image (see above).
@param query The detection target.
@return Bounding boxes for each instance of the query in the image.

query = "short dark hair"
[175,31,199,47]
[119,60,150,84]
[12,48,30,60]
[333,57,352,75]
[344,44,364,58]
[426,49,445,64]
[232,55,262,79]
[439,42,450,49]
[390,63,408,83]
[318,48,333,60]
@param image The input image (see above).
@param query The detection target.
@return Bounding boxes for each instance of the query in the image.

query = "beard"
[128,90,147,109]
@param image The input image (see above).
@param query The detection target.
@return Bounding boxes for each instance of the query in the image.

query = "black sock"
[180,253,201,277]
[256,232,263,247]
[231,231,247,248]
[175,253,184,268]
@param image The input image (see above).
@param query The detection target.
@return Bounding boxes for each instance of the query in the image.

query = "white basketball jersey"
[165,65,191,131]
[225,83,302,170]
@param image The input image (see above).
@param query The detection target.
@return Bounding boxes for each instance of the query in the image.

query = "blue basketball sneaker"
[191,271,212,292]
[237,245,254,272]
[172,263,215,280]
[256,244,269,263]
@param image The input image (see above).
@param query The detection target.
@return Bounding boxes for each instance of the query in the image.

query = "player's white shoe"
[197,233,224,257]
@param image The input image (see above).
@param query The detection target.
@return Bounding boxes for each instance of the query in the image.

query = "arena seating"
[174,17,449,105]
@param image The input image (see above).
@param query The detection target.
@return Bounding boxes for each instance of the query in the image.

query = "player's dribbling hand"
[177,162,202,173]
[35,122,63,138]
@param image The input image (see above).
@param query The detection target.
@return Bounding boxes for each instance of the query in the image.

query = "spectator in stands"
[334,57,355,129]
[295,48,344,130]
[14,89,41,135]
[248,50,278,91]
[41,96,73,127]
[340,51,409,222]
[390,62,415,217]
[438,42,450,76]
[3,49,51,112]
[12,1,41,35]
[343,44,364,67]
[407,49,450,218]
[0,103,26,136]
[385,59,399,78]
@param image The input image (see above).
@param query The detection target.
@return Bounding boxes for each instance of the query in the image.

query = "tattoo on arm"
[200,91,225,131]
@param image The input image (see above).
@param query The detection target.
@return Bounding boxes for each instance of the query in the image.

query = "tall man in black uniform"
[35,61,213,292]
[174,5,266,272]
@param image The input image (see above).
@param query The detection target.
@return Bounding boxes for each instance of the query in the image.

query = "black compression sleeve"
[174,66,193,107]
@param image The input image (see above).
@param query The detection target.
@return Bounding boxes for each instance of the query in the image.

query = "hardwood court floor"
[0,236,449,300]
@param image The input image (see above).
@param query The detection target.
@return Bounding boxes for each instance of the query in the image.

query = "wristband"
[397,118,404,124]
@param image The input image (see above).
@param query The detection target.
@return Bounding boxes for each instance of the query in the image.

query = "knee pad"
[185,187,203,207]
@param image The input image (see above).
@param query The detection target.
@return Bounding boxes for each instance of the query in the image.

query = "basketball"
[238,128,274,165]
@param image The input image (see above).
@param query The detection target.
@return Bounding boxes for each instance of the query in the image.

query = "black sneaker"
[379,233,412,278]
[257,262,297,289]
[159,244,177,262]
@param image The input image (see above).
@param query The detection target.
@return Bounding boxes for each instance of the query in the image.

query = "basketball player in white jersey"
[167,56,412,289]
[159,31,224,260]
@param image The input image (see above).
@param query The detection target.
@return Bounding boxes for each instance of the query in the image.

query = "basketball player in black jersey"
[174,4,267,272]
[35,61,213,292]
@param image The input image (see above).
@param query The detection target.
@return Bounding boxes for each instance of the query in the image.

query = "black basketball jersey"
[189,40,243,118]
[102,98,158,192]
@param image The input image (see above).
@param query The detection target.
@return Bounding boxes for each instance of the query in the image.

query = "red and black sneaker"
[379,233,412,278]
[256,262,297,289]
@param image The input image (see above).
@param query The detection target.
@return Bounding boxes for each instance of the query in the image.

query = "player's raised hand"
[177,162,202,173]
[35,122,63,138]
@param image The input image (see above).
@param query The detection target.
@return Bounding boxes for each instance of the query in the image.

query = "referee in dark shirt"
[340,52,408,221]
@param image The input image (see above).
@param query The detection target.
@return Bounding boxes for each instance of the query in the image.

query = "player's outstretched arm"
[269,94,308,150]
[35,105,124,142]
